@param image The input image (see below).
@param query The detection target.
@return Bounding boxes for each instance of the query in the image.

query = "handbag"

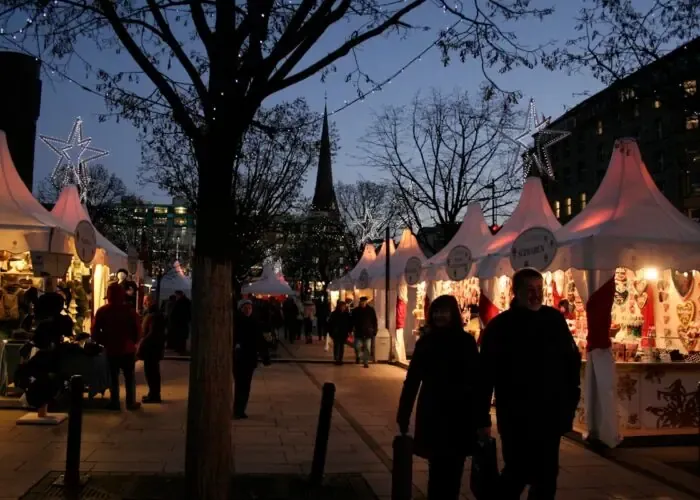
[470,437,499,500]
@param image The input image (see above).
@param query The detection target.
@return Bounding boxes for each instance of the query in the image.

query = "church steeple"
[311,101,337,214]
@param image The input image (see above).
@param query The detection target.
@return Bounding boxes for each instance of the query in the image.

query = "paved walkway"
[0,359,695,499]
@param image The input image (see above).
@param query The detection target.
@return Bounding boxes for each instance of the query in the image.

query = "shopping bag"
[470,437,499,500]
[391,435,413,500]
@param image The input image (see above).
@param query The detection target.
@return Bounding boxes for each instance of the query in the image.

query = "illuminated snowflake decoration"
[40,117,109,202]
[498,99,570,181]
[351,203,387,242]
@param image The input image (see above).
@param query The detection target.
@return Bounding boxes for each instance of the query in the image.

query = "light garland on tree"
[497,98,571,181]
[39,117,109,202]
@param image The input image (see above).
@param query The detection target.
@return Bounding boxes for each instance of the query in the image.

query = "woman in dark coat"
[327,301,352,365]
[138,296,166,403]
[396,295,485,500]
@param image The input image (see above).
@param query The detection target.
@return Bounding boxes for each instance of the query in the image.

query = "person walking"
[92,283,142,411]
[327,301,352,365]
[138,295,166,403]
[396,295,484,499]
[302,300,316,344]
[282,296,299,343]
[478,268,581,500]
[233,299,271,419]
[169,291,191,355]
[315,297,329,342]
[352,296,377,368]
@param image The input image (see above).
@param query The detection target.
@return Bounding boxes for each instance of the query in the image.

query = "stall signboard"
[30,252,73,277]
[446,245,472,281]
[75,220,97,264]
[357,269,369,289]
[404,257,422,286]
[127,246,139,275]
[510,226,558,272]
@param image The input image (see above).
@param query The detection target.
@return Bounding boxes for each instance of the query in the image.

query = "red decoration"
[396,296,406,329]
[640,284,656,347]
[586,277,615,351]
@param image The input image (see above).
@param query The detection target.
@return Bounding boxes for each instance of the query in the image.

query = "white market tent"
[242,263,295,296]
[366,238,396,288]
[328,243,376,291]
[546,138,700,449]
[0,130,73,255]
[422,202,493,281]
[371,229,425,288]
[158,260,192,299]
[551,138,700,272]
[476,175,562,279]
[51,185,128,270]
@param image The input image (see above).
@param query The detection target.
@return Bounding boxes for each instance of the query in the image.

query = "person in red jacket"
[93,282,142,411]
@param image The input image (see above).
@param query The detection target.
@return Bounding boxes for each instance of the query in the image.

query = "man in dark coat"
[282,296,299,343]
[233,300,271,419]
[352,296,377,368]
[169,290,191,355]
[327,301,352,365]
[478,268,581,500]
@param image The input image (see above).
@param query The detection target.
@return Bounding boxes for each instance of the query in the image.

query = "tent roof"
[552,138,700,271]
[366,238,396,285]
[242,263,295,296]
[160,260,192,297]
[0,130,73,253]
[51,185,127,268]
[430,203,492,264]
[479,176,561,257]
[374,229,425,287]
[348,243,377,280]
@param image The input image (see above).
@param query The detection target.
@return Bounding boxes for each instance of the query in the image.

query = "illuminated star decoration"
[351,203,383,242]
[40,117,110,202]
[498,99,570,180]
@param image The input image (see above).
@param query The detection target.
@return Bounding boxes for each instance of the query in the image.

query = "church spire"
[311,101,337,213]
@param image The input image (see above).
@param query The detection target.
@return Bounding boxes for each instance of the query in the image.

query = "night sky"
[22,2,603,203]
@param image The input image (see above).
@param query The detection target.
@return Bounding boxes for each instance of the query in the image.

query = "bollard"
[310,382,336,485]
[56,375,88,488]
[391,434,413,500]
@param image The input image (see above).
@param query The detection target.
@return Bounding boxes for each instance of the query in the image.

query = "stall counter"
[574,361,700,440]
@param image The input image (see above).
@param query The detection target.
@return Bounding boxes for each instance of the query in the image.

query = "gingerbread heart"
[663,303,670,312]
[634,280,648,294]
[635,292,648,309]
[672,271,695,300]
[676,301,696,328]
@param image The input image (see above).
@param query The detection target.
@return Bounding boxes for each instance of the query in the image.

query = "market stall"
[369,228,425,362]
[0,131,74,340]
[419,202,494,340]
[51,185,128,328]
[242,263,295,296]
[546,138,700,445]
[365,238,396,327]
[475,174,562,327]
[328,243,376,309]
[158,261,191,301]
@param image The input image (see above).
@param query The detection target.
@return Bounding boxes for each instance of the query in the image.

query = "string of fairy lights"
[0,1,461,127]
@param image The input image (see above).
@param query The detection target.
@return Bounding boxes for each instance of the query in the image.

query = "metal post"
[392,434,413,500]
[310,382,336,485]
[385,227,392,362]
[490,181,497,226]
[56,375,88,489]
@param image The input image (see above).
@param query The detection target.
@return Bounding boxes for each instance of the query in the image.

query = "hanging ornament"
[39,117,109,202]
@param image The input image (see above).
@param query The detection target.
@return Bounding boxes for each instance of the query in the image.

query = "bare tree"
[336,180,399,258]
[140,98,329,285]
[551,0,700,106]
[0,1,554,496]
[361,87,518,251]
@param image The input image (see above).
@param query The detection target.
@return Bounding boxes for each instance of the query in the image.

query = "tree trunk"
[185,133,237,500]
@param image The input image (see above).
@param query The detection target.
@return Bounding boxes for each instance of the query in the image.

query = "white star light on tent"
[498,99,570,180]
[40,117,110,202]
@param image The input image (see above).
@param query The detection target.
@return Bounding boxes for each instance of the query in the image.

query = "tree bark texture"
[185,135,236,500]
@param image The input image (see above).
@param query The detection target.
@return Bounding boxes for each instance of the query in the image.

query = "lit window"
[153,206,168,215]
[174,206,187,215]
[174,217,187,226]
[580,192,587,210]
[565,197,572,216]
[154,217,167,225]
[683,80,697,96]
[596,121,603,135]
[654,99,661,109]
[554,201,561,219]
[686,116,699,130]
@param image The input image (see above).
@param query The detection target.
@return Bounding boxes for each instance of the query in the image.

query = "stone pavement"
[0,358,694,499]
[278,336,357,362]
